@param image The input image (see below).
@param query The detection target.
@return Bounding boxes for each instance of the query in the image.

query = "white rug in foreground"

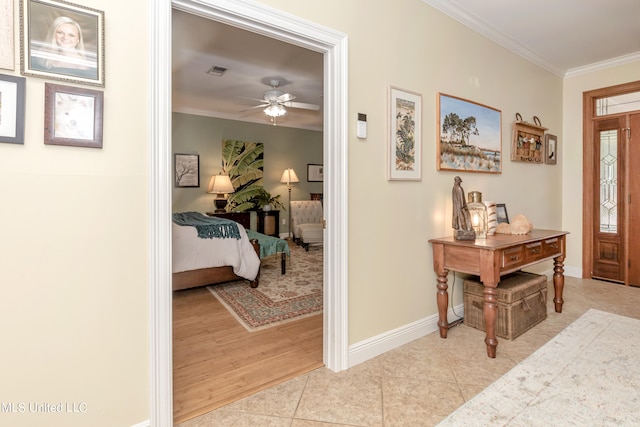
[438,309,640,426]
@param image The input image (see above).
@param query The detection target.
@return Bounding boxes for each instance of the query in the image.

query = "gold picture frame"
[437,93,502,174]
[20,0,105,87]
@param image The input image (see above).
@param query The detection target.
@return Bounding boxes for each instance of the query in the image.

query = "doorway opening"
[149,1,349,425]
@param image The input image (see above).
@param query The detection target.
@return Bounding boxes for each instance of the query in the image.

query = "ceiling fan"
[243,79,320,123]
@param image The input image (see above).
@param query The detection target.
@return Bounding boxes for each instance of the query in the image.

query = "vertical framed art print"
[174,153,200,188]
[20,0,105,87]
[0,0,15,70]
[388,86,422,181]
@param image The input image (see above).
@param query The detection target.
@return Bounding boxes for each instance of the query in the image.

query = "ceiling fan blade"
[238,104,269,113]
[239,96,270,104]
[277,93,296,102]
[283,101,320,111]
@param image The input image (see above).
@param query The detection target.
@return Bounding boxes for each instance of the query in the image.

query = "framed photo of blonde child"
[20,0,105,87]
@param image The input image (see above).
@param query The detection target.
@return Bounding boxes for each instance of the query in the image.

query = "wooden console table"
[428,229,568,358]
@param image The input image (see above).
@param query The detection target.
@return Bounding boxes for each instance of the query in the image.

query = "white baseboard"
[348,305,464,369]
[347,265,583,369]
[131,420,150,427]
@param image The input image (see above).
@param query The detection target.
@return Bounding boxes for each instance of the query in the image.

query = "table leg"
[281,252,286,275]
[436,269,449,339]
[482,282,499,358]
[553,255,565,313]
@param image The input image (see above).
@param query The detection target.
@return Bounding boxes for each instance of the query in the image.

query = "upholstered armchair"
[289,200,323,250]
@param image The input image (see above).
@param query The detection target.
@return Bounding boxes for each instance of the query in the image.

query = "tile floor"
[176,277,640,427]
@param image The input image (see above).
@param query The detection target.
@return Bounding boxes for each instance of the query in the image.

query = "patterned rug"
[208,241,322,331]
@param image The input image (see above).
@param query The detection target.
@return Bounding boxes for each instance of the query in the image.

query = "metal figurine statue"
[452,176,475,240]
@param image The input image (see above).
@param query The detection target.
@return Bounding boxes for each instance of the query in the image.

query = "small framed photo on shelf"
[0,74,26,144]
[496,203,509,224]
[307,164,323,182]
[44,82,103,148]
[174,153,200,188]
[544,134,557,165]
[20,0,105,87]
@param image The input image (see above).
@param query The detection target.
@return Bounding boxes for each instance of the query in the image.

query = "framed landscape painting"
[437,93,502,174]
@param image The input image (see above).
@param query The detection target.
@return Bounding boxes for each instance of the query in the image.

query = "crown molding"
[422,0,564,77]
[565,51,640,78]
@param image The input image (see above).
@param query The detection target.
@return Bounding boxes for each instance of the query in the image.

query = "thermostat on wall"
[357,113,367,139]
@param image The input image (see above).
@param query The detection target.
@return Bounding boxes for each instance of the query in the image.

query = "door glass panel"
[596,91,640,116]
[599,130,617,233]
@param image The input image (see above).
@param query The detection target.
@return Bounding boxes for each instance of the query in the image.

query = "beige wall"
[172,113,323,236]
[562,62,640,271]
[255,0,564,342]
[0,0,149,426]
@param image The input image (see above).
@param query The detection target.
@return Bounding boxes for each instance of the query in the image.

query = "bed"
[172,212,261,291]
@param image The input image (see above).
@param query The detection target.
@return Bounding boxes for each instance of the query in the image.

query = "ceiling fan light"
[264,103,286,117]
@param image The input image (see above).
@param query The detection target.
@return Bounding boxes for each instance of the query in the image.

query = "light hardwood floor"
[172,286,323,424]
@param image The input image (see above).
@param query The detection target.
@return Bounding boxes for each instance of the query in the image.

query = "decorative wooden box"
[463,272,548,340]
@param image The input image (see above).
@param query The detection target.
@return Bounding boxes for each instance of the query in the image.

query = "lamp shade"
[207,174,234,194]
[280,168,299,184]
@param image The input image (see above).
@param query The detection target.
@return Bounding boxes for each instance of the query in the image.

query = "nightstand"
[205,211,251,230]
[257,210,279,237]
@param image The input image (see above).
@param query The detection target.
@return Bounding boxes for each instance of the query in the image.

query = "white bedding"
[172,220,260,281]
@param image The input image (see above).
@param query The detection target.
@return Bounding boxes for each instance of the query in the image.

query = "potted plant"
[253,188,285,211]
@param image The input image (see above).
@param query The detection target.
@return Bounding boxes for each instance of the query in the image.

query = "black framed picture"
[174,153,200,187]
[20,0,105,86]
[496,203,509,224]
[0,74,26,144]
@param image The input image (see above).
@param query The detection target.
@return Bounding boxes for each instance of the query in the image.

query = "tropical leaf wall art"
[222,139,264,211]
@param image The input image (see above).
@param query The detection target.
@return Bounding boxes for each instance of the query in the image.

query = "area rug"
[437,309,640,426]
[208,242,322,331]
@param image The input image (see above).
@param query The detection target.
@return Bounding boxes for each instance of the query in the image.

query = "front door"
[592,117,626,282]
[584,81,640,286]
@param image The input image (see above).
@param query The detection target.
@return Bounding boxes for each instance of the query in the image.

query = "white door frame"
[148,1,349,425]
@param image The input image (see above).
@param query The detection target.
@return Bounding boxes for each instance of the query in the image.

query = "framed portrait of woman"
[20,0,105,87]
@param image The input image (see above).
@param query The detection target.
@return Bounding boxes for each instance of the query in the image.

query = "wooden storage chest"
[463,271,548,340]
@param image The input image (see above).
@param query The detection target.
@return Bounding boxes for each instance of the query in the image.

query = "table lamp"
[207,173,234,213]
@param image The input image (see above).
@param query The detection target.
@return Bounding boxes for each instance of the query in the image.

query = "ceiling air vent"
[207,65,228,77]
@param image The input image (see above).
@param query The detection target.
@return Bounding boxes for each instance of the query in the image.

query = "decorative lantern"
[467,191,488,239]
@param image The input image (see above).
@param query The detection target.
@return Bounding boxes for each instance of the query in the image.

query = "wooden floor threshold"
[176,360,325,424]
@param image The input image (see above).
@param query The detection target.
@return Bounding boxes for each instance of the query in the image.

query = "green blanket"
[246,230,290,258]
[172,212,241,240]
